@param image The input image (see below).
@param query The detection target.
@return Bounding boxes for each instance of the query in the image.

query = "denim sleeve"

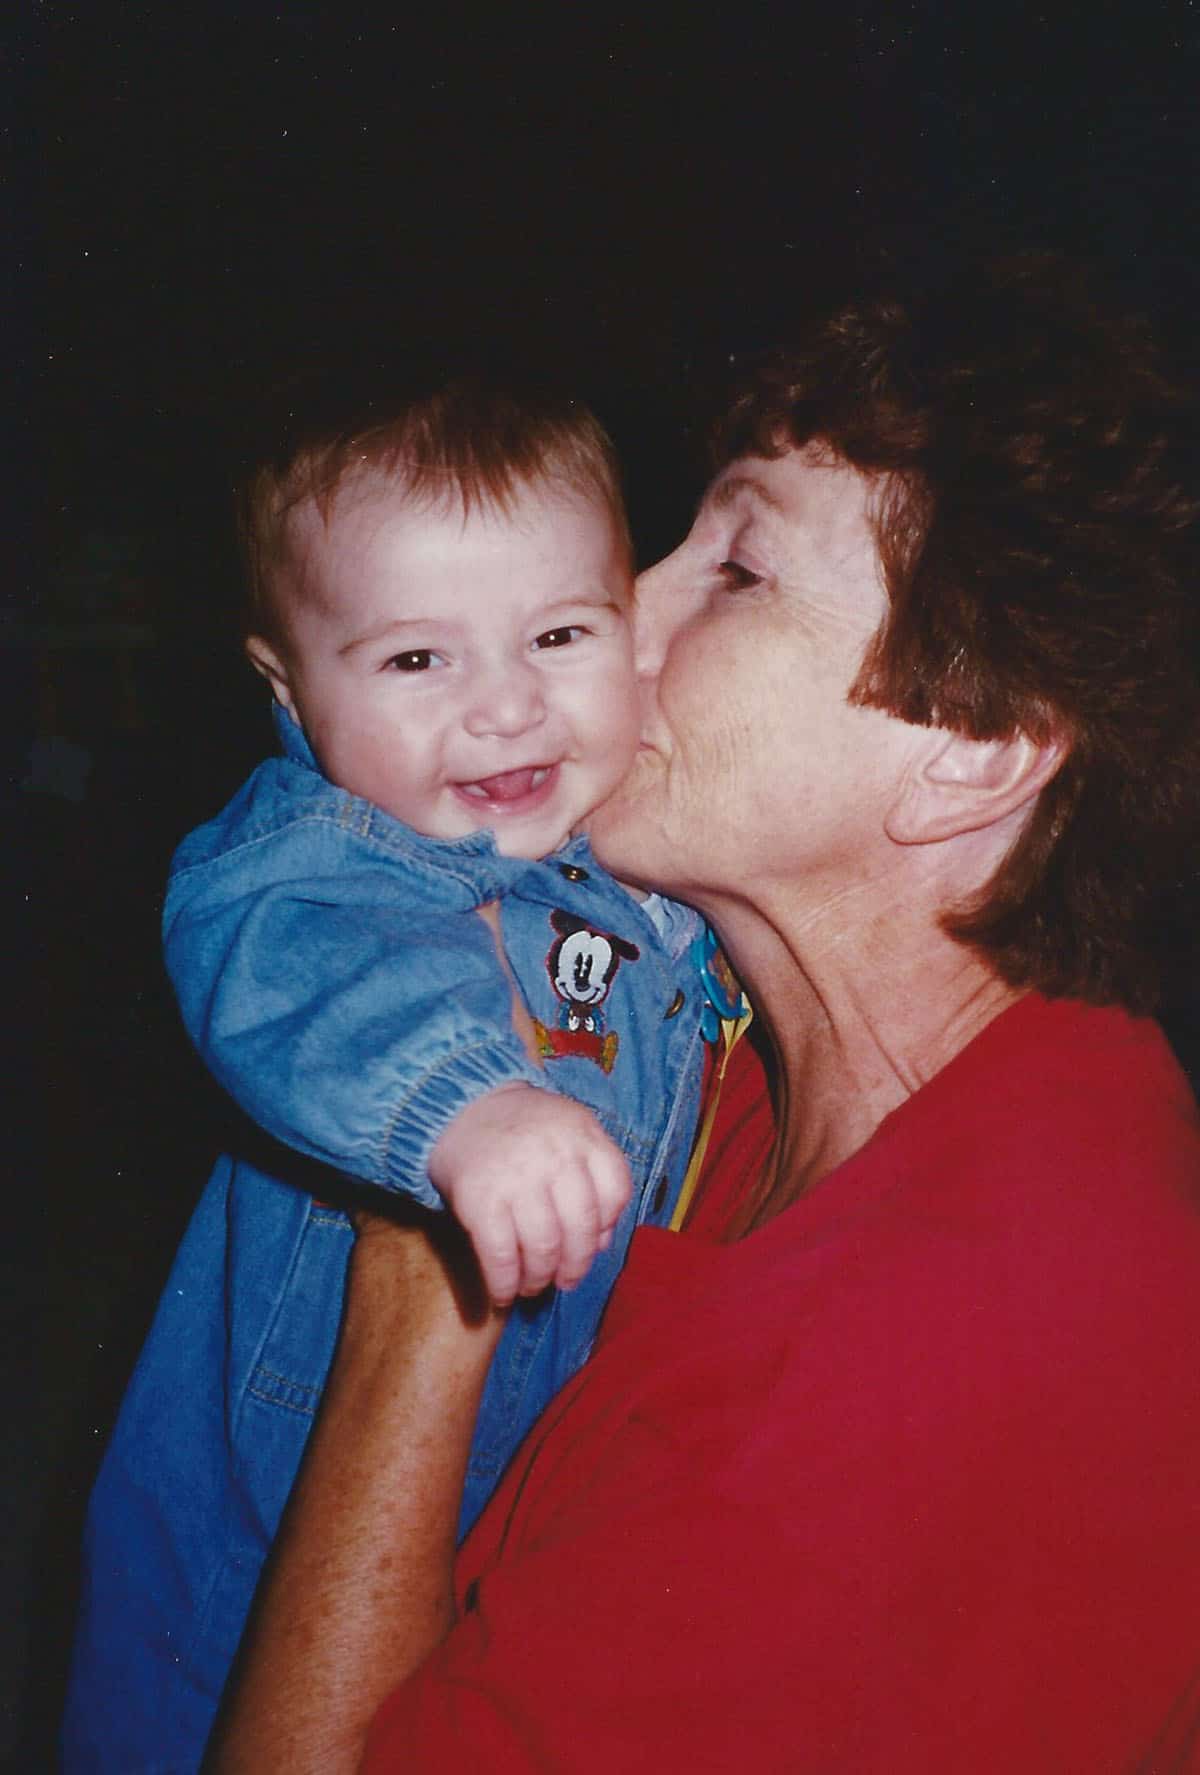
[163,830,545,1210]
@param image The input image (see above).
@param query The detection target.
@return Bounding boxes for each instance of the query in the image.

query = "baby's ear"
[886,726,1068,846]
[244,635,298,720]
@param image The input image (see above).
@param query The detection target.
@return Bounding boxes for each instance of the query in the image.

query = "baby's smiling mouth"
[458,766,553,804]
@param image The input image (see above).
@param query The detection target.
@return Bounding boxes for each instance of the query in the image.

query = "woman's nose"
[633,551,687,680]
[463,660,546,740]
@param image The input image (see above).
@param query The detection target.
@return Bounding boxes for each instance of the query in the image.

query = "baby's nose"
[463,660,546,739]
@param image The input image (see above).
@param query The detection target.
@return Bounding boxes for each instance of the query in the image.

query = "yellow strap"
[669,1007,754,1233]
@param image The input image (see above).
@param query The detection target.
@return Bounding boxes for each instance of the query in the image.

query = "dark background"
[15,3,1200,1765]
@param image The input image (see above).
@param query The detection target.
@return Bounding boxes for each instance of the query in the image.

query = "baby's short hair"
[237,364,632,639]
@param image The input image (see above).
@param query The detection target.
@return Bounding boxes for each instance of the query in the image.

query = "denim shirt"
[62,708,706,1775]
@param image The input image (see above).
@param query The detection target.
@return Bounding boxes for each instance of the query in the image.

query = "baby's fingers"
[469,1205,522,1309]
[555,1147,632,1291]
[593,1144,633,1238]
[512,1190,564,1300]
[552,1170,604,1292]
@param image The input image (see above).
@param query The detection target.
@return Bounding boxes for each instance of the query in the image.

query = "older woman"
[210,256,1200,1773]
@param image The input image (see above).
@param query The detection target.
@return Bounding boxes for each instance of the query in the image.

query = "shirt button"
[652,1175,669,1215]
[558,862,589,882]
[663,988,686,1019]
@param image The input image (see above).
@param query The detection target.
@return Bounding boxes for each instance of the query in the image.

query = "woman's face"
[588,445,926,912]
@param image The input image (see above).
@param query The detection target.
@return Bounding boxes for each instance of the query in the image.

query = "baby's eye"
[533,626,584,650]
[386,649,443,673]
[718,560,761,591]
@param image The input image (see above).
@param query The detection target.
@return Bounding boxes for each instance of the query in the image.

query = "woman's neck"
[712,888,1024,1231]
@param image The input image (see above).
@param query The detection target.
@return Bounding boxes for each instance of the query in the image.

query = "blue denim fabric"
[62,708,706,1774]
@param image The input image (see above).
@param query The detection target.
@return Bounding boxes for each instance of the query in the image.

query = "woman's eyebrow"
[702,473,785,519]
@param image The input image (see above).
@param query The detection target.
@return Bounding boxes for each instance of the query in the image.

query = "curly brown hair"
[714,253,1200,1012]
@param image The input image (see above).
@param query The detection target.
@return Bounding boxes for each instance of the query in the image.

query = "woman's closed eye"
[718,560,761,591]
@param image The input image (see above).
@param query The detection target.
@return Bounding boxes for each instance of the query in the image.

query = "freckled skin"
[589,447,928,917]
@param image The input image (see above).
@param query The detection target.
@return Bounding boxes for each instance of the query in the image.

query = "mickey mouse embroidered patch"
[531,909,640,1075]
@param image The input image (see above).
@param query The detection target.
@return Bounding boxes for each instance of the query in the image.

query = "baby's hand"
[428,1085,631,1307]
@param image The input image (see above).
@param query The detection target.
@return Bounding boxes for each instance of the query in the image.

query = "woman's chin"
[581,814,625,876]
[583,779,646,871]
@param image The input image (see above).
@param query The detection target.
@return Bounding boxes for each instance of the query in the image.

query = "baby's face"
[252,475,638,859]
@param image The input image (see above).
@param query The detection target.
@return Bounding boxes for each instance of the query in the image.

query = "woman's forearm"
[205,1213,504,1775]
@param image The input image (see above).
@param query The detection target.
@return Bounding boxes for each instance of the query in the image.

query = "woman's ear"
[244,635,299,721]
[885,727,1068,845]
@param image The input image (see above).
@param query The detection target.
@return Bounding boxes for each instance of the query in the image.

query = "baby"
[242,383,648,1304]
[62,372,711,1773]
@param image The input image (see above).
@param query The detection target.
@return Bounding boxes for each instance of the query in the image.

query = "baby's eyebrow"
[539,585,626,615]
[338,617,433,658]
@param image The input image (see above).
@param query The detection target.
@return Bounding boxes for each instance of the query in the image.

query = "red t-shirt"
[367,996,1200,1772]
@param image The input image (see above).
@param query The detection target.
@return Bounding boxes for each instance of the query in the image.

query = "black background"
[38,5,1200,586]
[15,3,1200,1765]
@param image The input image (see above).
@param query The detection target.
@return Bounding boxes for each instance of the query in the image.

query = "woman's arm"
[205,1210,504,1775]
